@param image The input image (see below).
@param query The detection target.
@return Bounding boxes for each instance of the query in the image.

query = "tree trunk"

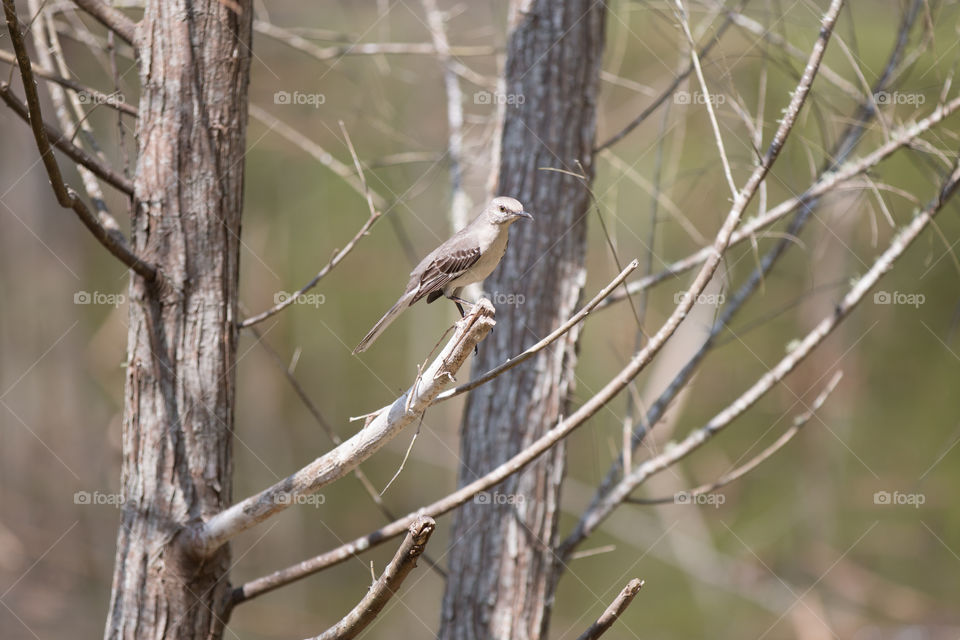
[439,2,606,639]
[104,2,252,638]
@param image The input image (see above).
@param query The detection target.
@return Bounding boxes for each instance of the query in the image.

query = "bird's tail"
[353,294,411,354]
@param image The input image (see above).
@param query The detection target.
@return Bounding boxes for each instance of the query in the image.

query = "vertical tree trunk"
[104,2,252,638]
[439,2,606,639]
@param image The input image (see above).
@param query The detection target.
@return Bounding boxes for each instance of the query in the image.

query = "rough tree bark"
[104,2,252,638]
[439,2,607,639]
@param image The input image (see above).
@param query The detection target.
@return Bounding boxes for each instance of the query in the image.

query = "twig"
[72,0,136,45]
[433,259,639,403]
[561,151,960,552]
[0,48,138,116]
[239,124,382,328]
[627,371,843,505]
[595,5,739,151]
[2,0,155,280]
[254,19,494,61]
[575,578,644,640]
[192,300,496,557]
[309,516,436,640]
[0,84,134,194]
[421,0,470,230]
[596,93,960,311]
[674,0,736,198]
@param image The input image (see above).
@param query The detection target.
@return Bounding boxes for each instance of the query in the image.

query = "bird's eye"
[499,205,506,212]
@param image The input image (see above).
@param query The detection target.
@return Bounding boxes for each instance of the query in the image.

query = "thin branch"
[0,48,138,116]
[627,371,843,505]
[254,19,494,61]
[0,84,133,194]
[307,516,436,640]
[239,124,383,328]
[596,93,960,311]
[575,578,644,640]
[421,0,470,230]
[561,152,960,553]
[675,0,736,198]
[2,0,155,280]
[73,0,136,45]
[191,300,496,558]
[595,4,740,151]
[433,259,640,403]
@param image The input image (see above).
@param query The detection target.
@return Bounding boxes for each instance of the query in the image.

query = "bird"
[353,196,533,354]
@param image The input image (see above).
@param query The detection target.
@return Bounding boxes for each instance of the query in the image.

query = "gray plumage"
[353,196,533,354]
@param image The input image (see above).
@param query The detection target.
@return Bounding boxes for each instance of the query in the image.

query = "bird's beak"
[516,210,534,221]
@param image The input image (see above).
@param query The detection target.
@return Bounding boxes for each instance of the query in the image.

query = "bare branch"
[308,516,436,640]
[595,5,739,151]
[421,0,470,230]
[73,0,136,45]
[433,259,640,403]
[628,371,843,505]
[575,578,644,640]
[562,151,960,551]
[191,300,496,557]
[254,19,494,61]
[0,84,133,194]
[0,48,138,116]
[596,93,960,311]
[674,0,736,198]
[239,124,383,329]
[2,0,155,280]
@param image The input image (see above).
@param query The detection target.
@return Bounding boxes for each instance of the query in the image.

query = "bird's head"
[487,196,534,225]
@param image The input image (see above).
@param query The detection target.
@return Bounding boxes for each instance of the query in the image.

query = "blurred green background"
[1,1,959,638]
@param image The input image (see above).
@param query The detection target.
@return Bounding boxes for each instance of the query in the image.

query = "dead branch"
[627,371,843,505]
[191,300,496,558]
[575,578,644,640]
[307,516,436,640]
[0,84,134,194]
[561,151,960,553]
[73,0,136,45]
[2,0,154,280]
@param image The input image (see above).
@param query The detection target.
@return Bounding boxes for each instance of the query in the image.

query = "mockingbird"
[353,196,533,354]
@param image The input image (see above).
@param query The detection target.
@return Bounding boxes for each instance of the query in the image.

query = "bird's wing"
[410,244,481,304]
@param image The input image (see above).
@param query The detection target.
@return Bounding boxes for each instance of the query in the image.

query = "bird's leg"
[447,295,478,354]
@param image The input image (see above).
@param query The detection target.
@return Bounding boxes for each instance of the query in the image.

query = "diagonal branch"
[2,0,155,280]
[191,299,496,558]
[576,579,644,640]
[0,84,134,194]
[627,371,843,505]
[73,0,136,45]
[307,516,436,640]
[560,150,960,553]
